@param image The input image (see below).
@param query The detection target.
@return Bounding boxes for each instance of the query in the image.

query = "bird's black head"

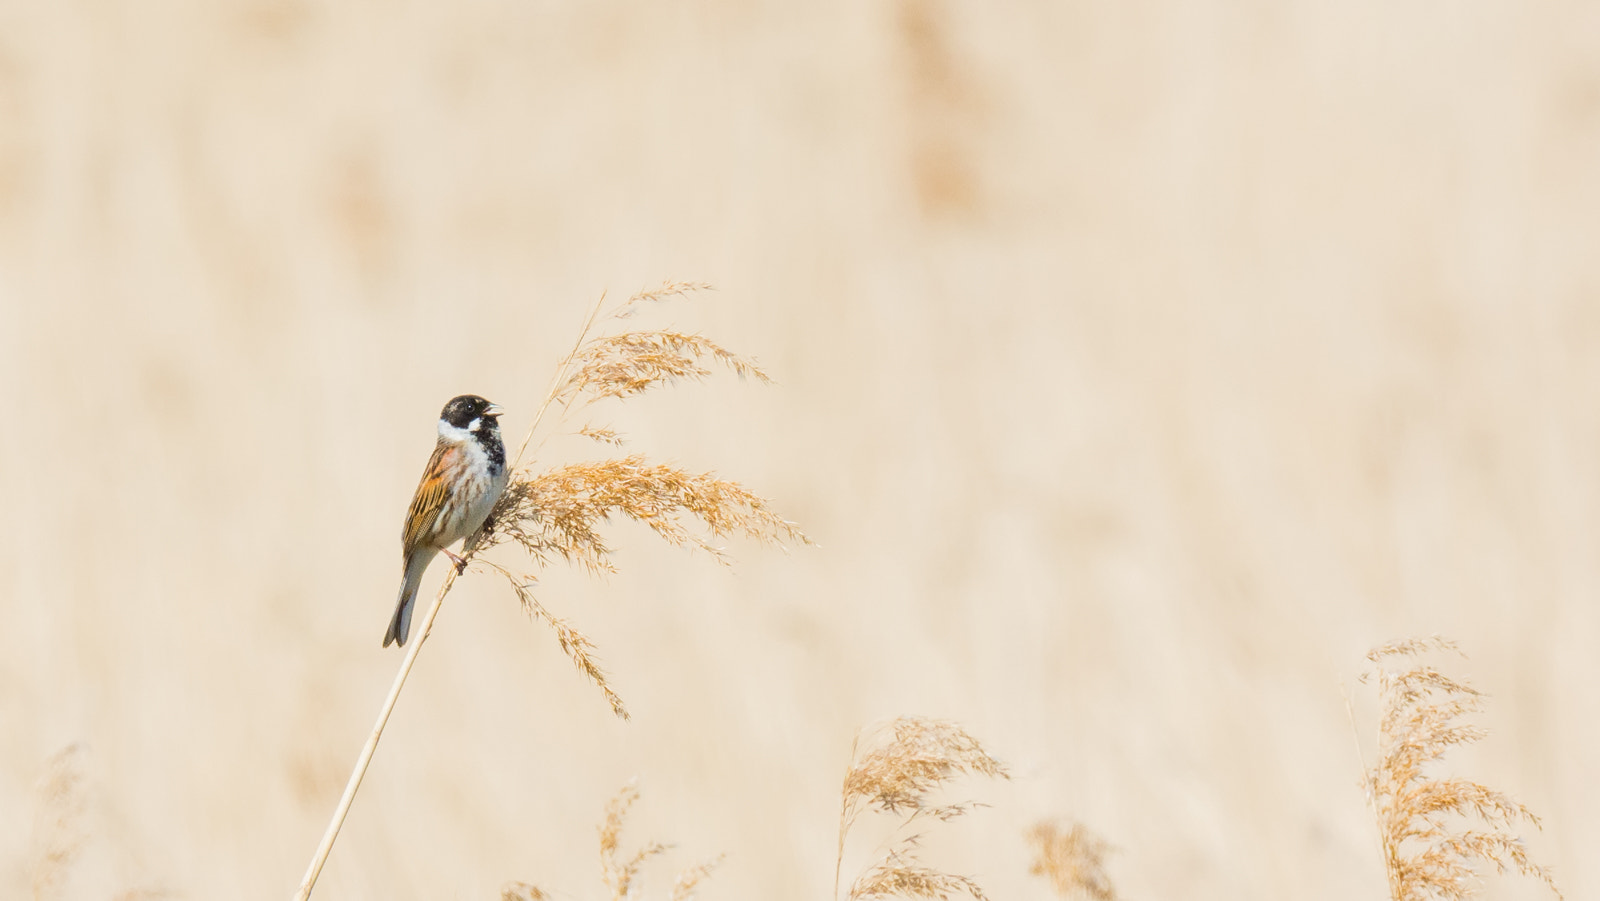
[440,394,503,429]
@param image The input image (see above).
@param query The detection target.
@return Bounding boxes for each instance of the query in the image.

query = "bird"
[384,394,510,648]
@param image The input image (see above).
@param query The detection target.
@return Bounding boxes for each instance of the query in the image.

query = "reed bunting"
[384,394,510,647]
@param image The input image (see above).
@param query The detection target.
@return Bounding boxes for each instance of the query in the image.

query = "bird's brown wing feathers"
[402,441,460,554]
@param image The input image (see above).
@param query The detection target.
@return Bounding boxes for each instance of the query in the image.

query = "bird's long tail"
[384,552,434,647]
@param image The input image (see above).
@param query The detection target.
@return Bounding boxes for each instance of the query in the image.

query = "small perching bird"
[384,394,509,647]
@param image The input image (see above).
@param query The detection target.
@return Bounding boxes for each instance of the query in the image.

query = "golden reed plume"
[1361,637,1561,901]
[835,717,1009,901]
[1026,820,1117,901]
[501,782,720,901]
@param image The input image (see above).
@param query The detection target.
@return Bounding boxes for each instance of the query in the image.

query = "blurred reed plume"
[1026,821,1117,901]
[501,782,721,901]
[834,717,1009,901]
[29,745,87,901]
[1360,637,1561,901]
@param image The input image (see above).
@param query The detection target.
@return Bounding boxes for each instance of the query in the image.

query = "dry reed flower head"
[848,851,988,901]
[486,456,806,576]
[30,744,88,901]
[1026,821,1117,901]
[599,782,667,900]
[505,782,719,901]
[835,717,1010,901]
[463,283,806,720]
[841,718,1009,823]
[1361,637,1561,901]
[552,329,771,408]
[599,783,721,901]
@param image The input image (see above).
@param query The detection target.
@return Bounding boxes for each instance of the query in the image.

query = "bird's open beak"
[485,403,506,418]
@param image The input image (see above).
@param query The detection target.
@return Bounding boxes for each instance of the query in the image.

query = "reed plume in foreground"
[472,283,807,717]
[501,782,720,901]
[1026,820,1117,901]
[1360,638,1561,901]
[835,717,1009,901]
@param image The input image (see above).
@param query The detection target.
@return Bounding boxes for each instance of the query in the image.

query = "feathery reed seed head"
[30,744,89,901]
[849,852,990,901]
[1361,637,1561,901]
[472,558,629,719]
[553,330,771,409]
[600,783,669,901]
[842,717,1010,823]
[462,283,805,720]
[503,782,719,901]
[484,456,807,576]
[1027,821,1117,901]
[836,717,1009,901]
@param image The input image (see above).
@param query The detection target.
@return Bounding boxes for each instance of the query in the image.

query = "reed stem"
[292,569,460,901]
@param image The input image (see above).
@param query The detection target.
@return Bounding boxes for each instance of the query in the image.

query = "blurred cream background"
[3,1,1599,899]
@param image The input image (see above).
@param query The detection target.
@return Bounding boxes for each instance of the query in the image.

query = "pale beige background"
[3,1,1598,899]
